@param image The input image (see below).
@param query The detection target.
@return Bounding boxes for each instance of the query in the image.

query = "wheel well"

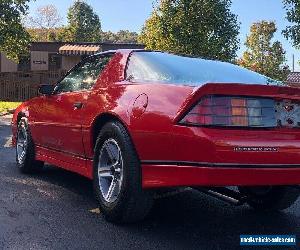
[92,113,128,149]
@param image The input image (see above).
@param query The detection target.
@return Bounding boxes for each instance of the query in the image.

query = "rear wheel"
[16,118,44,173]
[239,186,299,211]
[93,121,153,223]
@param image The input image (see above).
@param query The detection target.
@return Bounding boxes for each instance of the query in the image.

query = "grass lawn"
[0,102,21,114]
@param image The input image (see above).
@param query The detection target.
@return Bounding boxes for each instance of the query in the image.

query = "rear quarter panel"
[123,83,193,161]
[81,82,194,161]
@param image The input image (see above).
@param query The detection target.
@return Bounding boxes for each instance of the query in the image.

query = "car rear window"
[126,51,282,86]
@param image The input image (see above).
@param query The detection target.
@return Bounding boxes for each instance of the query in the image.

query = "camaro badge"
[234,147,278,152]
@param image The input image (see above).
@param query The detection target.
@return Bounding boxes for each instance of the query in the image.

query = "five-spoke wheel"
[98,139,123,203]
[16,118,44,173]
[16,122,28,165]
[93,121,153,223]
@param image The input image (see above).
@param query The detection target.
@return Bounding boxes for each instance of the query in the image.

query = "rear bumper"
[142,163,300,188]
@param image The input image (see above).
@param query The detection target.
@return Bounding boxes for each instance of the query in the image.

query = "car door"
[30,54,113,158]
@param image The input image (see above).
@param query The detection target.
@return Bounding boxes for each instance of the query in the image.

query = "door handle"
[73,102,83,109]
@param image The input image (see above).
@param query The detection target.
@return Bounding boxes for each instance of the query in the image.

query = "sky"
[28,0,300,71]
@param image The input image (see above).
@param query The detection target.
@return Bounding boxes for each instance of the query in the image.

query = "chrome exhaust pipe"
[195,187,247,206]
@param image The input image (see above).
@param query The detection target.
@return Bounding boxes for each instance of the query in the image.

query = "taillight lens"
[179,96,276,127]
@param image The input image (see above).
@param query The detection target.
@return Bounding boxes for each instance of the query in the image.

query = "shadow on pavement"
[31,166,94,199]
[29,165,299,250]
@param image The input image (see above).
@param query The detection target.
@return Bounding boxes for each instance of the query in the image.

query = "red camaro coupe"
[12,49,300,223]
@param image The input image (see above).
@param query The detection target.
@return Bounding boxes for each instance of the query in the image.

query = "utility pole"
[292,54,295,72]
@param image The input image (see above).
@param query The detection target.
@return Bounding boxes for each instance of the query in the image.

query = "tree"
[283,0,300,49]
[0,0,31,62]
[27,5,62,30]
[139,0,240,62]
[26,4,63,41]
[238,21,289,81]
[27,27,66,42]
[63,0,102,42]
[102,30,138,43]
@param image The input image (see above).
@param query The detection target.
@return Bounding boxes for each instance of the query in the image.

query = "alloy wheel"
[98,139,124,203]
[16,125,28,165]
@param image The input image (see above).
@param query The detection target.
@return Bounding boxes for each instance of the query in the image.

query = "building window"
[49,53,62,70]
[18,56,31,71]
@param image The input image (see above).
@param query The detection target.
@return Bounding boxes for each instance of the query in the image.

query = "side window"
[126,53,148,81]
[80,54,113,90]
[54,54,114,93]
[126,53,158,82]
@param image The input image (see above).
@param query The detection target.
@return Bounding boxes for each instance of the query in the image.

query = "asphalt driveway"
[0,116,299,250]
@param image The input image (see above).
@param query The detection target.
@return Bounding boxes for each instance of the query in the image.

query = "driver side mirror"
[38,84,55,96]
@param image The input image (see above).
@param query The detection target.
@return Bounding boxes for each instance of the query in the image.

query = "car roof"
[93,49,149,56]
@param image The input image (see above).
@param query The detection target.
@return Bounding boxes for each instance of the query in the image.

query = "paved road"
[0,117,299,250]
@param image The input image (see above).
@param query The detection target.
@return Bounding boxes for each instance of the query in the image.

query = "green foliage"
[0,0,31,62]
[238,21,289,81]
[102,30,139,43]
[139,0,240,62]
[0,102,21,114]
[63,0,102,42]
[283,0,300,49]
[27,27,66,42]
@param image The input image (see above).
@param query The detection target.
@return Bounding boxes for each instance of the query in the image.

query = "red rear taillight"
[179,96,276,128]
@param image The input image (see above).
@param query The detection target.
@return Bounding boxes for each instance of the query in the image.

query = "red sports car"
[12,49,300,223]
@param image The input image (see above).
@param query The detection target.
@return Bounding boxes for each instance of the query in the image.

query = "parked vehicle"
[12,50,300,223]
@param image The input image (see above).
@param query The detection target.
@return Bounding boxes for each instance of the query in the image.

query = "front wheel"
[16,118,44,173]
[93,121,153,223]
[239,186,299,211]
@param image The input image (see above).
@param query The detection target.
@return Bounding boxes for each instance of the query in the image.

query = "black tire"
[93,121,153,223]
[239,186,299,211]
[16,118,44,174]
